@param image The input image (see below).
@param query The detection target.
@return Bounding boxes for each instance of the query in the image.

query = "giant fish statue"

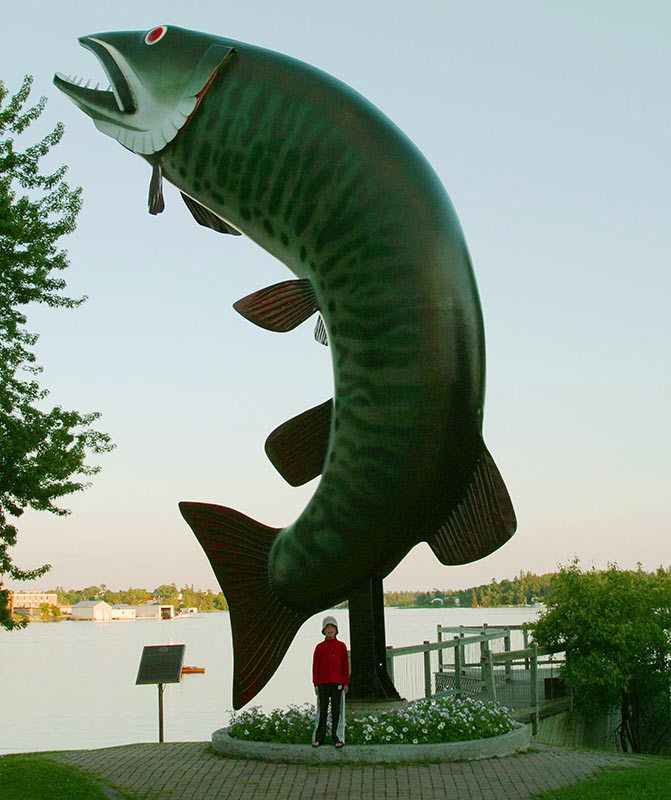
[55,25,516,708]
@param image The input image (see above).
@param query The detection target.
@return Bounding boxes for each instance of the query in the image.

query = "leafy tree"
[153,583,179,603]
[212,591,228,611]
[121,587,151,606]
[102,588,121,606]
[530,561,671,754]
[0,77,113,631]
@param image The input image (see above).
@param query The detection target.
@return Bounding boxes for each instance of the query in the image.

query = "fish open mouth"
[54,36,136,119]
[54,28,235,155]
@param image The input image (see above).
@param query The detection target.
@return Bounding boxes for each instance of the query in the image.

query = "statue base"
[345,697,408,721]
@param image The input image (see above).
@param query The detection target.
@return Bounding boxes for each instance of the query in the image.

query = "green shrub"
[229,695,515,745]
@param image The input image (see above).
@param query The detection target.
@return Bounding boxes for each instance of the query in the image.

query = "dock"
[385,624,570,732]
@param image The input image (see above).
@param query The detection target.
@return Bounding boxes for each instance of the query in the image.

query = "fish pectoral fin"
[314,315,329,346]
[234,279,318,332]
[181,192,242,235]
[179,502,308,709]
[148,162,165,215]
[427,444,517,565]
[265,399,333,486]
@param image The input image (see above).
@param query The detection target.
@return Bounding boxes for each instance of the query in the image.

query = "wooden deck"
[386,625,570,731]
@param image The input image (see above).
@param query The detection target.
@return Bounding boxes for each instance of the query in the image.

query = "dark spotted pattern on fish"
[162,46,486,609]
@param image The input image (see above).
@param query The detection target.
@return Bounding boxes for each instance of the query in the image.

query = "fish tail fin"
[427,444,517,565]
[179,502,308,708]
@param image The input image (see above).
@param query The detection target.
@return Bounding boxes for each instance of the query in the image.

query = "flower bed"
[228,696,515,746]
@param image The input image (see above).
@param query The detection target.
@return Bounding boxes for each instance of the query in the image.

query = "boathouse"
[111,604,136,620]
[71,600,112,621]
[133,604,174,620]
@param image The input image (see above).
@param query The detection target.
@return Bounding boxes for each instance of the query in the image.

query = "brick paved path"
[48,742,641,800]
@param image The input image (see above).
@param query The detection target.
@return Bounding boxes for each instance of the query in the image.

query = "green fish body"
[55,26,516,707]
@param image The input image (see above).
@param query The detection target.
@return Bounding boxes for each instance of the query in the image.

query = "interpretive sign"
[136,644,185,685]
[136,644,186,743]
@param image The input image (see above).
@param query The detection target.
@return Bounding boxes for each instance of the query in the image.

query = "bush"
[529,561,671,753]
[228,696,515,745]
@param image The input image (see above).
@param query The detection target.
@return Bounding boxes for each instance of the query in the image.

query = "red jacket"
[312,637,349,686]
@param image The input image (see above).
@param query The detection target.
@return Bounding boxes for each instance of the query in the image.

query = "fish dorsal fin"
[265,399,332,486]
[427,444,516,565]
[314,315,329,346]
[181,192,241,235]
[148,162,165,215]
[234,279,318,332]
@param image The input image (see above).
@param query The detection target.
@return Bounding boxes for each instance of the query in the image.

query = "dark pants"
[315,683,343,744]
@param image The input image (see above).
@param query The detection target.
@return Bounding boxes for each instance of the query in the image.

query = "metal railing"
[385,624,570,733]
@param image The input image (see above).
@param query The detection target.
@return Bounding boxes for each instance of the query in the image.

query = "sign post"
[136,644,185,743]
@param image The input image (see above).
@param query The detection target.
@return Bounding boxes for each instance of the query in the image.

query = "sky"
[3,1,670,594]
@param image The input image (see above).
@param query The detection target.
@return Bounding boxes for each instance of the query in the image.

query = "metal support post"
[454,636,462,695]
[483,651,496,702]
[480,623,489,663]
[423,641,432,698]
[523,628,530,670]
[504,627,511,682]
[158,683,165,743]
[348,577,400,700]
[530,645,539,735]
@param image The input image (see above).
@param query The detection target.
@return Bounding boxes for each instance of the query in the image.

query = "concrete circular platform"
[211,723,530,764]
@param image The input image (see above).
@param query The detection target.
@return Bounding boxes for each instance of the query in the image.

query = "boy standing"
[312,615,349,747]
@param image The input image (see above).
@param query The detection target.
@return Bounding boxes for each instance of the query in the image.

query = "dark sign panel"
[136,644,185,685]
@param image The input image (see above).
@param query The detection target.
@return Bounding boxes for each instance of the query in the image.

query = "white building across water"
[111,604,136,620]
[71,601,112,621]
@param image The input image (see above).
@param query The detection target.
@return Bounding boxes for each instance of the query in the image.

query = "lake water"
[0,606,540,755]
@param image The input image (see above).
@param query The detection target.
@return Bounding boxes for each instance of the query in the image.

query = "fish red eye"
[145,26,168,45]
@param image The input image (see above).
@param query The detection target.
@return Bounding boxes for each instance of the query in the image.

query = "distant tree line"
[34,567,671,618]
[50,582,228,612]
[46,572,556,613]
[383,571,556,608]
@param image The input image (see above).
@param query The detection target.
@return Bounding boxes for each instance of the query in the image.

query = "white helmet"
[321,615,338,634]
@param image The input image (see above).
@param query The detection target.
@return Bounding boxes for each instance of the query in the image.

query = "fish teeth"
[56,71,110,96]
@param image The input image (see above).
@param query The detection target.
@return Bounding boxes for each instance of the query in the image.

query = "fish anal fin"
[314,315,329,346]
[427,445,516,565]
[181,192,241,235]
[179,502,308,708]
[234,279,318,332]
[265,400,333,486]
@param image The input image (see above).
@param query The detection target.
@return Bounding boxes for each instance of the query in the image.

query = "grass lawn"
[535,756,671,799]
[0,754,135,800]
